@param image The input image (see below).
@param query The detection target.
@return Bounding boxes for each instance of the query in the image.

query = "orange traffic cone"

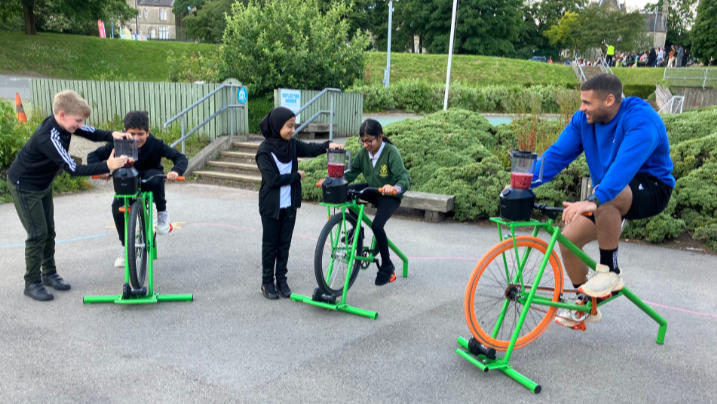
[15,93,27,123]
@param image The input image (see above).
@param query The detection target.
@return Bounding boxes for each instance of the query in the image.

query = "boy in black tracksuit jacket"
[88,111,188,268]
[256,107,343,299]
[7,90,128,301]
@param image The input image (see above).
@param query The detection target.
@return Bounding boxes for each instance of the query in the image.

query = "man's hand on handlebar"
[562,201,597,225]
[167,171,179,181]
[107,149,128,170]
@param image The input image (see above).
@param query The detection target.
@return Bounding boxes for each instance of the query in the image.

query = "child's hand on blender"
[107,149,128,170]
[328,143,344,150]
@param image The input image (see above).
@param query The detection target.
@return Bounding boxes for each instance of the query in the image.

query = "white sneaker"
[114,248,125,268]
[157,210,171,235]
[555,307,602,329]
[579,265,624,298]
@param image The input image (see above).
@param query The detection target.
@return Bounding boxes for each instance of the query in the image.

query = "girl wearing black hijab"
[255,107,343,300]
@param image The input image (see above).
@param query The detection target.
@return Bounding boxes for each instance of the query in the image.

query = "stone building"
[124,0,182,40]
[589,0,668,50]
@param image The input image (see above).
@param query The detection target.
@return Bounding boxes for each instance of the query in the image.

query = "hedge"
[299,107,717,249]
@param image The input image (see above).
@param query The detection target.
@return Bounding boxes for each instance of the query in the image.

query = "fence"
[274,89,363,137]
[30,79,248,140]
[663,68,717,89]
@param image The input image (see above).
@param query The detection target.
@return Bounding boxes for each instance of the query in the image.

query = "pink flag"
[98,20,106,38]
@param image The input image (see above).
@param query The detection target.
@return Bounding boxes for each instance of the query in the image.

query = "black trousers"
[9,183,57,285]
[112,169,167,246]
[261,208,297,285]
[349,184,401,269]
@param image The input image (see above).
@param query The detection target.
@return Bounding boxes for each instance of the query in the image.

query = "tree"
[513,0,586,59]
[692,0,717,64]
[412,0,522,56]
[643,0,698,49]
[0,0,135,35]
[543,11,581,56]
[183,0,236,43]
[221,0,369,95]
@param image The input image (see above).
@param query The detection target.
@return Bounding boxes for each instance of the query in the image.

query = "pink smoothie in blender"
[509,150,540,190]
[328,163,345,178]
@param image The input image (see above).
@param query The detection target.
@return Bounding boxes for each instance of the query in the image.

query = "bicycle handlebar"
[91,174,185,182]
[533,203,594,218]
[315,181,399,196]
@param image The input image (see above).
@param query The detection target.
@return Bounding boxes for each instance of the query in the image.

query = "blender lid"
[511,150,538,159]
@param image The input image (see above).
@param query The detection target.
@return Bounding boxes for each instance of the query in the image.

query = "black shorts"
[588,173,672,222]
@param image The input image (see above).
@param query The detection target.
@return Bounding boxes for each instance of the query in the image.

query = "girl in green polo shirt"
[344,119,410,286]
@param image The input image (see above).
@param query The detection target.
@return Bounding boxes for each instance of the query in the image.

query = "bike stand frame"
[291,202,408,319]
[455,218,667,393]
[83,192,193,305]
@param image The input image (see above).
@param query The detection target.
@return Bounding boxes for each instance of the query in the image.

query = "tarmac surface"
[1,184,716,403]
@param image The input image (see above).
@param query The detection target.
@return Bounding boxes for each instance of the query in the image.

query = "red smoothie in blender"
[510,172,533,189]
[328,163,345,178]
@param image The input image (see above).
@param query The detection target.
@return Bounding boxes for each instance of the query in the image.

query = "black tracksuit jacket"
[8,115,114,191]
[87,134,188,176]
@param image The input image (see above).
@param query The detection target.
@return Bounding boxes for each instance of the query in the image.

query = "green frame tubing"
[83,191,193,305]
[456,217,667,393]
[291,200,409,319]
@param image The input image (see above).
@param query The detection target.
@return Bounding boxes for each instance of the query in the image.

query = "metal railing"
[663,68,717,89]
[292,88,341,141]
[164,82,247,154]
[658,95,685,114]
[573,55,586,82]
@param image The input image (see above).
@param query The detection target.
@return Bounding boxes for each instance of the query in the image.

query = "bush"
[661,108,717,144]
[221,0,369,96]
[248,95,275,134]
[623,84,655,99]
[167,49,222,83]
[347,83,395,112]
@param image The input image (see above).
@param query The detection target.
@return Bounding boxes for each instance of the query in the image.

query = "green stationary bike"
[83,138,192,305]
[456,151,667,393]
[291,149,408,319]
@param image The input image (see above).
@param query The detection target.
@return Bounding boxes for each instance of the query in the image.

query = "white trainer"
[114,248,125,268]
[157,210,171,235]
[555,307,602,328]
[579,265,624,298]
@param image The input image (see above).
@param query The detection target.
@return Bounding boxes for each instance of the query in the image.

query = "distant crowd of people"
[566,44,698,69]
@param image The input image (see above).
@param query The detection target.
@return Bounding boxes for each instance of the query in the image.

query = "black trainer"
[276,280,292,298]
[375,262,396,286]
[24,281,54,301]
[261,283,280,300]
[42,273,71,291]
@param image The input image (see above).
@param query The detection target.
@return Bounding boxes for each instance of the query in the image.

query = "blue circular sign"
[237,87,248,104]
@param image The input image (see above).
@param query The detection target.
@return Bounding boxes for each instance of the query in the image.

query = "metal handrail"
[163,82,247,154]
[658,95,685,114]
[573,55,586,82]
[292,88,342,140]
[663,68,717,89]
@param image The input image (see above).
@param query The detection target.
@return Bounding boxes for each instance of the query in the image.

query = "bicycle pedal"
[389,273,396,283]
[570,322,587,332]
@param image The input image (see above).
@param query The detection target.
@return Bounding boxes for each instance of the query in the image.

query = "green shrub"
[248,95,275,134]
[647,92,656,101]
[221,0,369,96]
[167,49,222,83]
[661,108,717,144]
[670,134,717,179]
[347,84,395,112]
[623,84,655,99]
[623,198,686,243]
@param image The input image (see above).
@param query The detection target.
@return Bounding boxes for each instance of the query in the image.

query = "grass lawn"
[365,52,580,86]
[0,32,216,81]
[0,32,668,88]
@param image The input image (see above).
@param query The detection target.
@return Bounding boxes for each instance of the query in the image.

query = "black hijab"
[260,107,295,164]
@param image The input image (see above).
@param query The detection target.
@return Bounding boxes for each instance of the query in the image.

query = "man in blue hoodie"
[532,74,674,327]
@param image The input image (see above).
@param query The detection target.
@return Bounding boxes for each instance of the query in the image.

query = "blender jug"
[327,149,351,178]
[510,151,540,189]
[114,138,139,168]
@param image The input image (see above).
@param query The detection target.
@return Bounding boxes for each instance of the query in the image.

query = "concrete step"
[220,150,255,164]
[206,161,260,176]
[193,170,262,185]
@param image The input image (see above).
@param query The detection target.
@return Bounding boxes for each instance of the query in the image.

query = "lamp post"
[383,0,397,88]
[443,0,458,110]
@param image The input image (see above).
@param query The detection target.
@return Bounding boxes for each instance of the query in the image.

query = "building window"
[159,26,168,39]
[150,28,156,39]
[160,9,167,21]
[144,9,148,19]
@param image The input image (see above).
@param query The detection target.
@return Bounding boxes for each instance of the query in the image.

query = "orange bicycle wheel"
[464,236,564,351]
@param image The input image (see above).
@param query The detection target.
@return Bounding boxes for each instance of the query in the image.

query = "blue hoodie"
[532,97,675,203]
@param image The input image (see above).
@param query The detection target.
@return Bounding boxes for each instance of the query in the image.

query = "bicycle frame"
[456,216,668,393]
[291,198,409,319]
[83,189,193,305]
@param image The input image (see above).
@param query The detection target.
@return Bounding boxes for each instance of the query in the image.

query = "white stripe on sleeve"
[51,129,77,172]
[81,124,96,133]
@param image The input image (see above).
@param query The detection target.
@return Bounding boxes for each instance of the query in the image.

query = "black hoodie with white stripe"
[7,115,113,191]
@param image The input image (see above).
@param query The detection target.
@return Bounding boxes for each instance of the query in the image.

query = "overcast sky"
[624,0,654,11]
